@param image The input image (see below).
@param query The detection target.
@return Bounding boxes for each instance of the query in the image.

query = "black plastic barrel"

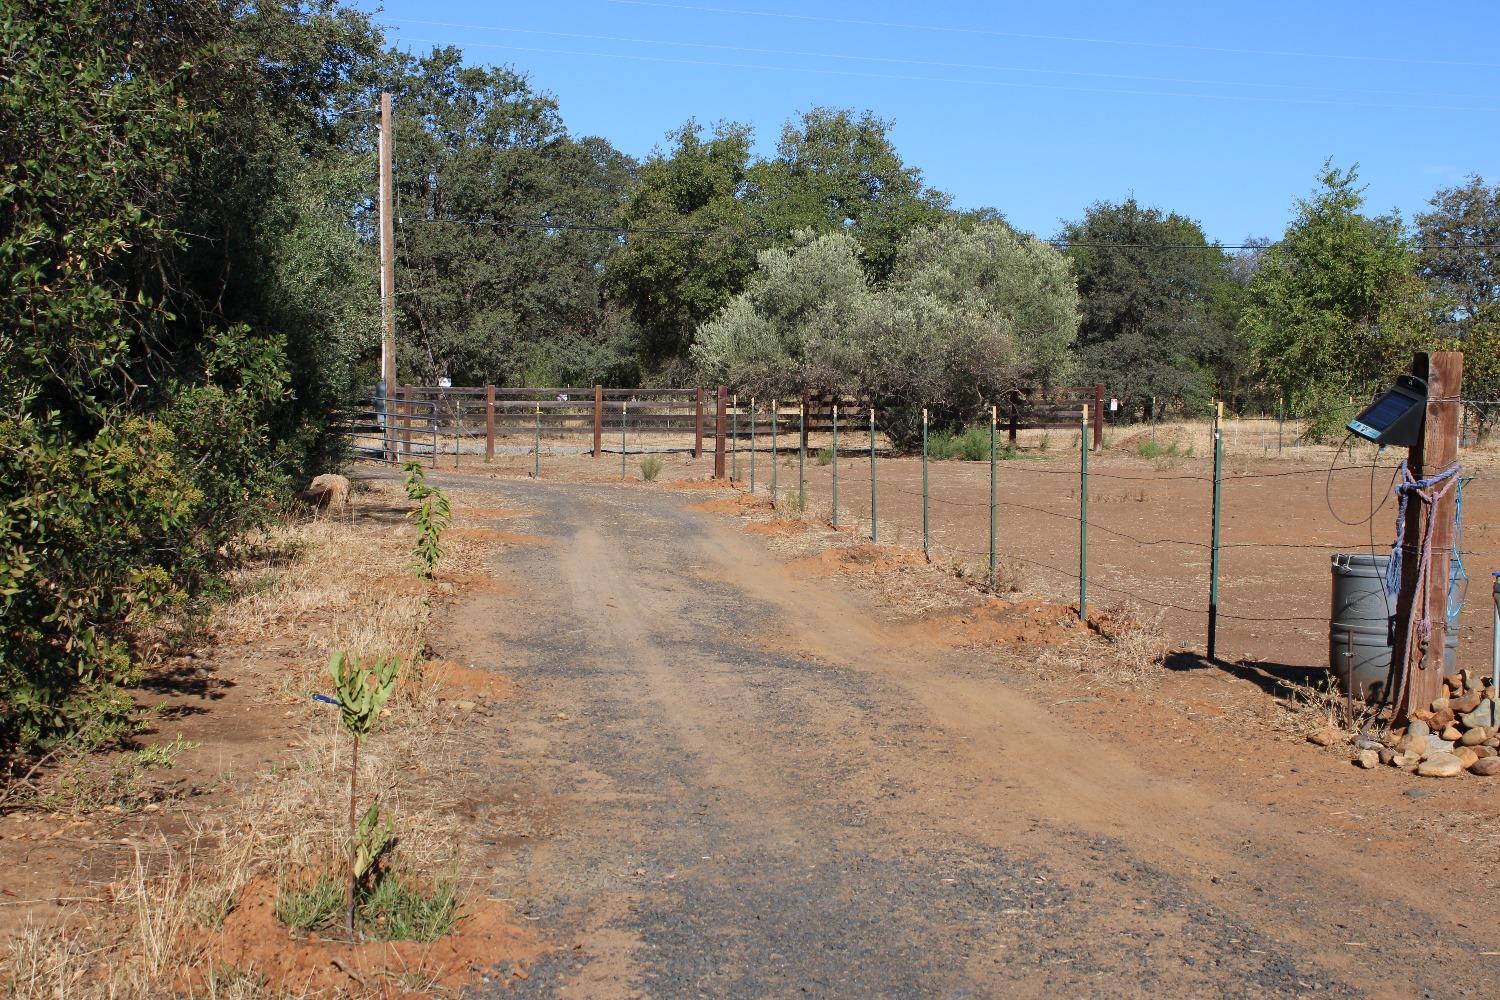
[1330,552,1458,699]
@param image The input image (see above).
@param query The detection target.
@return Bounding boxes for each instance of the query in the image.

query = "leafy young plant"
[403,461,452,578]
[353,800,394,886]
[328,650,401,937]
[639,455,663,481]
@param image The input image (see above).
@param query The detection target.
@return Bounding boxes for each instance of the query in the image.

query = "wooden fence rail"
[360,382,1109,471]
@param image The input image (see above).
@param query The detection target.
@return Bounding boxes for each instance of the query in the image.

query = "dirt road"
[441,477,1493,998]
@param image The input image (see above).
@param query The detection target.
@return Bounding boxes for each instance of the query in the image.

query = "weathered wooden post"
[593,384,604,458]
[1391,351,1464,723]
[714,386,727,479]
[1093,383,1105,450]
[484,385,496,463]
[695,387,705,460]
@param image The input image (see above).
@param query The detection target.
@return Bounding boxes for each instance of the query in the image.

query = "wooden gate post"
[484,385,495,462]
[1093,384,1105,450]
[801,389,811,452]
[1391,351,1464,723]
[714,386,727,479]
[695,387,705,459]
[593,384,604,458]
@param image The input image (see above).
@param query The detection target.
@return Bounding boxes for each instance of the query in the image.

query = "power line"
[379,19,1500,104]
[395,216,1500,253]
[386,35,1500,116]
[606,0,1500,71]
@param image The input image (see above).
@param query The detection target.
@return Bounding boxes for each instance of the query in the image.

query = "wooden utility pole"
[1390,351,1464,723]
[378,92,396,396]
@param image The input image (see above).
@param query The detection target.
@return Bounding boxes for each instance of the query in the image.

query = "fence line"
[716,402,1495,674]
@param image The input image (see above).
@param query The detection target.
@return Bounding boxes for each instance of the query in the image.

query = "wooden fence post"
[593,384,603,458]
[1391,351,1464,723]
[801,389,811,452]
[1093,383,1105,450]
[484,385,495,463]
[714,386,727,479]
[695,387,705,459]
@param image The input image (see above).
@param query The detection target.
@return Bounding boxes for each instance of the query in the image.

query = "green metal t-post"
[831,404,839,529]
[989,406,997,581]
[731,395,738,482]
[620,401,627,480]
[533,403,540,479]
[869,407,877,543]
[921,408,930,558]
[1208,401,1224,659]
[1079,406,1089,622]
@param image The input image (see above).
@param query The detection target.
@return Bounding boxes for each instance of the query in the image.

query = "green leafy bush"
[640,455,663,481]
[928,426,998,461]
[0,0,383,754]
[1133,439,1190,459]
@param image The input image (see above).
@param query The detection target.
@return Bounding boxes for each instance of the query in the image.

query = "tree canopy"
[1061,199,1240,419]
[389,48,638,387]
[1243,162,1431,433]
[691,222,1078,442]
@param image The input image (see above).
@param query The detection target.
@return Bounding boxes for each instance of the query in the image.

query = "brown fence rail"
[350,383,1111,468]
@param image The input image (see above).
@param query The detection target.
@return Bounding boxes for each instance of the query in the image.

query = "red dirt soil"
[744,519,809,537]
[686,495,774,516]
[786,543,928,576]
[181,877,542,998]
[905,597,1084,648]
[448,527,547,546]
[425,659,517,701]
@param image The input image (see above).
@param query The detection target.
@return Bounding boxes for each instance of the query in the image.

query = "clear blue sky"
[366,0,1499,242]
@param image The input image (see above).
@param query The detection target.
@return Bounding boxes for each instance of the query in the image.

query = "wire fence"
[713,402,1497,677]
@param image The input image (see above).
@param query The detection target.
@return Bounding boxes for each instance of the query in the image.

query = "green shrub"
[815,447,834,466]
[1134,439,1190,459]
[640,455,663,481]
[926,425,1015,461]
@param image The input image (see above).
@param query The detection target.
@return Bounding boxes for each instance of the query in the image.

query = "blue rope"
[1380,461,1464,650]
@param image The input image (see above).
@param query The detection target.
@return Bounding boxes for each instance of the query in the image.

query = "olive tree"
[691,224,1079,447]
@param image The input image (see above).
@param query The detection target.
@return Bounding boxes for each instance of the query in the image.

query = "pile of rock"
[1354,669,1500,778]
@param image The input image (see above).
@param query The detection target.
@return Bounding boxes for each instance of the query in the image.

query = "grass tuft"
[640,455,663,481]
[275,872,343,932]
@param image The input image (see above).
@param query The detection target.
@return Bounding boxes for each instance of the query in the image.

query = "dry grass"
[1034,606,1174,691]
[1,479,487,999]
[1272,673,1377,740]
